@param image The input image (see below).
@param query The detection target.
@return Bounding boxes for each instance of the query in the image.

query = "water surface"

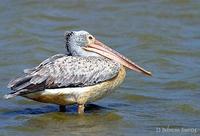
[0,0,200,136]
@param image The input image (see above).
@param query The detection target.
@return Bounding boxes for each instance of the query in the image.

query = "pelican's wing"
[6,56,120,98]
[23,54,66,74]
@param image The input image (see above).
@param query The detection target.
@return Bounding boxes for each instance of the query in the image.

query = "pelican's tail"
[4,94,14,99]
[3,91,21,99]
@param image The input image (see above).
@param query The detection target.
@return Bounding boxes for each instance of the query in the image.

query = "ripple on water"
[123,94,162,103]
[177,104,200,115]
[16,99,43,105]
[157,49,200,57]
[30,14,78,22]
[148,57,181,73]
[163,81,200,91]
[4,111,123,136]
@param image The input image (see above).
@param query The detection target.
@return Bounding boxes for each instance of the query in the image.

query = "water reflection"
[5,107,125,136]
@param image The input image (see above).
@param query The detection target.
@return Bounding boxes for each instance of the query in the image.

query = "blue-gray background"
[0,0,200,136]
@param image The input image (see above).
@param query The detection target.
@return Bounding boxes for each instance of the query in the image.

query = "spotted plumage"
[7,55,120,98]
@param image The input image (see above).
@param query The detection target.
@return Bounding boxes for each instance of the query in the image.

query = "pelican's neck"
[68,44,102,57]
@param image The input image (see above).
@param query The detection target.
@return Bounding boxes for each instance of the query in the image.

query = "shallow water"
[0,0,200,136]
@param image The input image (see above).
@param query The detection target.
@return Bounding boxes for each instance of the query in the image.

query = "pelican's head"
[65,30,152,76]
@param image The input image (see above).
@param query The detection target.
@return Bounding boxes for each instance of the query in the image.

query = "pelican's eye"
[86,35,95,45]
[87,35,95,41]
[89,36,93,40]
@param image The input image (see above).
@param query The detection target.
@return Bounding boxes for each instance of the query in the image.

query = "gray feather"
[7,75,32,88]
[6,55,120,97]
[24,54,65,74]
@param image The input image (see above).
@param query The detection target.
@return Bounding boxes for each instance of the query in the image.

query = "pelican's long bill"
[83,39,152,76]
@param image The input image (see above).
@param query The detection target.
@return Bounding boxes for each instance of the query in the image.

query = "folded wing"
[6,55,120,98]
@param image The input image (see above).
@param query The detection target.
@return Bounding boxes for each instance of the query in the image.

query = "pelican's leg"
[78,104,85,114]
[59,105,66,112]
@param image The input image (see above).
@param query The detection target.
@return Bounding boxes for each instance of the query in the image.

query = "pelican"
[4,30,151,114]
